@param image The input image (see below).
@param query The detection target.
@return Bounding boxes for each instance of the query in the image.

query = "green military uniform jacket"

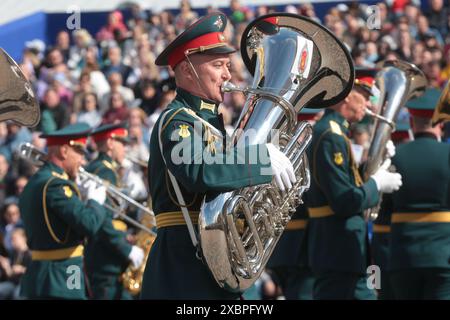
[306,109,379,273]
[387,132,450,270]
[141,88,272,299]
[19,162,107,299]
[84,153,132,297]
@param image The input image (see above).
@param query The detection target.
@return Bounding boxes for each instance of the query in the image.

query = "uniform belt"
[31,245,84,261]
[156,211,200,228]
[112,219,128,231]
[372,224,391,233]
[285,219,308,230]
[308,206,334,218]
[391,212,450,223]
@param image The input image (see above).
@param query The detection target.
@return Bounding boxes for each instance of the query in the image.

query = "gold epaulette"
[329,120,343,135]
[51,171,69,180]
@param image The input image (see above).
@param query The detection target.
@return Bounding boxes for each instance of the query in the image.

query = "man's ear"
[59,145,69,160]
[106,137,115,150]
[179,60,193,80]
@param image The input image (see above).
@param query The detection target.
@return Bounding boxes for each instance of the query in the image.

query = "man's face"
[111,139,126,164]
[347,90,368,123]
[184,54,232,103]
[63,146,85,179]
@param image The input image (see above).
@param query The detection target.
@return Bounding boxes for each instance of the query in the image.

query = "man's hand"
[266,143,296,192]
[79,180,107,205]
[371,159,403,193]
[128,245,145,269]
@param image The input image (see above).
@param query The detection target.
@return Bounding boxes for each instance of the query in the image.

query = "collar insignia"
[200,100,216,113]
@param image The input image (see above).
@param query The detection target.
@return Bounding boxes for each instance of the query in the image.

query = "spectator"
[102,92,129,124]
[100,72,135,114]
[101,45,133,85]
[54,30,71,63]
[175,0,198,31]
[0,228,30,300]
[96,10,129,44]
[0,121,32,163]
[0,201,23,256]
[38,88,71,133]
[68,29,95,71]
[426,0,449,38]
[76,93,102,128]
[0,154,14,205]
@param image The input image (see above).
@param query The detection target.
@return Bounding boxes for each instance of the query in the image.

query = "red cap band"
[409,108,434,118]
[168,32,226,68]
[92,128,128,142]
[355,76,374,88]
[46,136,87,147]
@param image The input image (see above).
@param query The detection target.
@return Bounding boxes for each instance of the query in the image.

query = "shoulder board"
[51,171,69,180]
[102,160,117,171]
[329,120,343,136]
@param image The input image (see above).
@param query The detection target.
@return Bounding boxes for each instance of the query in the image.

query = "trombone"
[18,142,156,236]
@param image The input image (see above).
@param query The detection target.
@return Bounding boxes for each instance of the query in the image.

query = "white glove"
[266,143,296,192]
[371,159,402,193]
[128,245,145,269]
[385,140,396,158]
[80,179,107,205]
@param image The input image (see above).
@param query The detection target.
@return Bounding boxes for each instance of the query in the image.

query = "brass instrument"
[121,214,155,295]
[199,13,354,292]
[18,142,156,235]
[432,79,450,125]
[0,48,40,126]
[125,154,148,169]
[363,60,427,221]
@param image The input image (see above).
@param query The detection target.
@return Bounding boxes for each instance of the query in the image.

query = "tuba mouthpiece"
[221,81,239,93]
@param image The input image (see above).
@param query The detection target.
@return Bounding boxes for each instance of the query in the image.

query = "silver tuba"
[199,13,354,292]
[363,60,427,220]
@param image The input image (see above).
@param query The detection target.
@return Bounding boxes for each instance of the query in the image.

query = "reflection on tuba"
[431,79,450,126]
[0,48,40,126]
[363,60,427,221]
[199,13,354,292]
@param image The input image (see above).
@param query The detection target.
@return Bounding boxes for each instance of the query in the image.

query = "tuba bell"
[0,48,40,127]
[363,60,427,220]
[199,13,354,292]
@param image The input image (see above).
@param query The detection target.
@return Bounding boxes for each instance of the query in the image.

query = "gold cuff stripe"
[285,219,308,230]
[308,206,334,218]
[373,224,391,233]
[391,212,450,223]
[112,219,128,231]
[156,211,200,228]
[31,245,84,261]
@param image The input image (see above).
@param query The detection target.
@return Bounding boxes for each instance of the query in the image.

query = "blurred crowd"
[0,0,449,299]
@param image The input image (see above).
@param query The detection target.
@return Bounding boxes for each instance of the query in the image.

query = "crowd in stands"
[0,0,449,299]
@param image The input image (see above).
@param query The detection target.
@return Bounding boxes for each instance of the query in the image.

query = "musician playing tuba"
[84,123,144,300]
[140,12,296,300]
